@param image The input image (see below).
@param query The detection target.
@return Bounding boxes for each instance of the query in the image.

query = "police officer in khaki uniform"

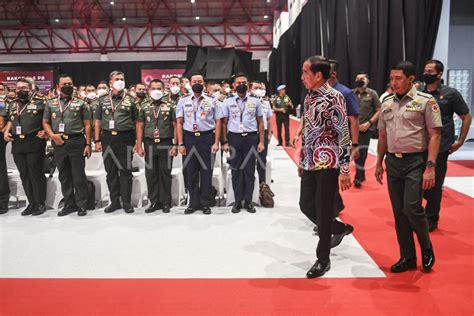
[376,61,442,273]
[43,74,92,217]
[0,88,10,214]
[136,79,177,213]
[3,78,48,216]
[272,84,293,146]
[94,71,138,214]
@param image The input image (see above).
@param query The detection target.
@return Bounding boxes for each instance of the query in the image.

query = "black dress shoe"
[58,207,77,217]
[162,205,171,213]
[0,208,8,215]
[390,258,417,273]
[104,203,121,213]
[245,202,256,213]
[124,205,134,214]
[354,179,362,188]
[331,224,354,248]
[185,207,196,214]
[231,202,242,213]
[78,208,87,217]
[306,260,331,278]
[32,204,46,216]
[202,206,211,215]
[422,247,435,272]
[145,203,161,213]
[21,204,35,216]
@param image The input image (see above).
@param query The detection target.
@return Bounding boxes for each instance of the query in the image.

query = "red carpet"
[0,116,472,315]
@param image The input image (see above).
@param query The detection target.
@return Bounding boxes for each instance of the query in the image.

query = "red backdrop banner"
[0,70,54,93]
[141,69,185,86]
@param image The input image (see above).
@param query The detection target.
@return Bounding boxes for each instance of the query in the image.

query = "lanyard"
[108,92,125,118]
[237,97,247,123]
[58,97,73,122]
[16,100,30,124]
[192,95,203,123]
[153,103,161,129]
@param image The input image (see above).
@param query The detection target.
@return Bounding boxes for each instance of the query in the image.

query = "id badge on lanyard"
[16,126,22,135]
[109,120,115,129]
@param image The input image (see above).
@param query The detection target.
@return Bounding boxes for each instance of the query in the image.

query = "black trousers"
[144,138,173,206]
[0,135,10,209]
[228,132,258,204]
[257,130,269,184]
[386,153,431,259]
[276,113,290,145]
[423,151,449,226]
[355,130,372,182]
[183,132,214,208]
[102,131,134,206]
[12,138,47,206]
[299,169,344,264]
[53,136,89,210]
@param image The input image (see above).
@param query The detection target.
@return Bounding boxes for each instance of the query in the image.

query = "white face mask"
[80,91,87,98]
[97,88,107,96]
[212,91,221,99]
[112,80,125,91]
[150,89,163,101]
[86,92,97,99]
[185,83,192,93]
[260,89,266,97]
[170,86,181,95]
[224,87,231,94]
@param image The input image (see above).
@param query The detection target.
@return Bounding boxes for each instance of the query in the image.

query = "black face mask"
[236,84,248,94]
[17,90,29,100]
[423,73,438,85]
[192,84,204,94]
[60,85,74,96]
[136,92,146,99]
[355,80,365,88]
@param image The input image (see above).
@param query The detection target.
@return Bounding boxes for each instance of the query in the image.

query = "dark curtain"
[270,0,443,103]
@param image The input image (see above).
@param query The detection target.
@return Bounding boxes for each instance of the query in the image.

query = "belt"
[145,137,172,144]
[103,130,134,136]
[14,131,39,139]
[184,130,214,137]
[230,131,258,137]
[388,152,426,159]
[60,133,83,140]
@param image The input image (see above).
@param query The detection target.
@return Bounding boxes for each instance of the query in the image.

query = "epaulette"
[125,92,136,101]
[225,94,235,99]
[382,94,394,103]
[33,95,47,101]
[416,91,432,99]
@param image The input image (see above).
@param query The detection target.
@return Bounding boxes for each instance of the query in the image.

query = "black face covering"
[136,92,146,99]
[355,80,365,88]
[423,73,438,85]
[17,90,29,100]
[236,84,248,94]
[60,85,74,96]
[191,84,204,94]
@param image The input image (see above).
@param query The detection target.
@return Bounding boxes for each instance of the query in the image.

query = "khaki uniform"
[378,86,442,259]
[6,95,47,207]
[44,96,92,211]
[94,92,138,207]
[138,95,176,207]
[272,95,293,145]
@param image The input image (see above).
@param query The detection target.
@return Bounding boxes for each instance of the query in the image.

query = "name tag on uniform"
[16,126,22,135]
[59,123,65,133]
[27,104,37,110]
[193,123,198,132]
[109,120,115,129]
[239,124,244,133]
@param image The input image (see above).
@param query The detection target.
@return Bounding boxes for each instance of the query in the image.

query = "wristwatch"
[352,143,358,148]
[426,160,436,168]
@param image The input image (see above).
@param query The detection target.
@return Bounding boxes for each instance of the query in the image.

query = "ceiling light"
[54,19,59,22]
[110,1,114,4]
[190,0,195,3]
[195,16,200,20]
[264,15,269,19]
[267,0,271,2]
[122,17,127,21]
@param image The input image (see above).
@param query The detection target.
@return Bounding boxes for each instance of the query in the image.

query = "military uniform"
[422,84,470,228]
[378,86,442,262]
[44,96,92,214]
[257,97,273,184]
[272,95,292,146]
[6,94,47,213]
[176,94,223,211]
[222,94,263,210]
[138,95,176,209]
[0,95,10,213]
[94,92,138,210]
[353,87,381,183]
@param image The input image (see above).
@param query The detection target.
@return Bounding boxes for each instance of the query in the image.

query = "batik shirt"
[300,82,351,175]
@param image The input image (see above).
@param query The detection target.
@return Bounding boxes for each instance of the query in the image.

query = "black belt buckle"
[395,153,403,158]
